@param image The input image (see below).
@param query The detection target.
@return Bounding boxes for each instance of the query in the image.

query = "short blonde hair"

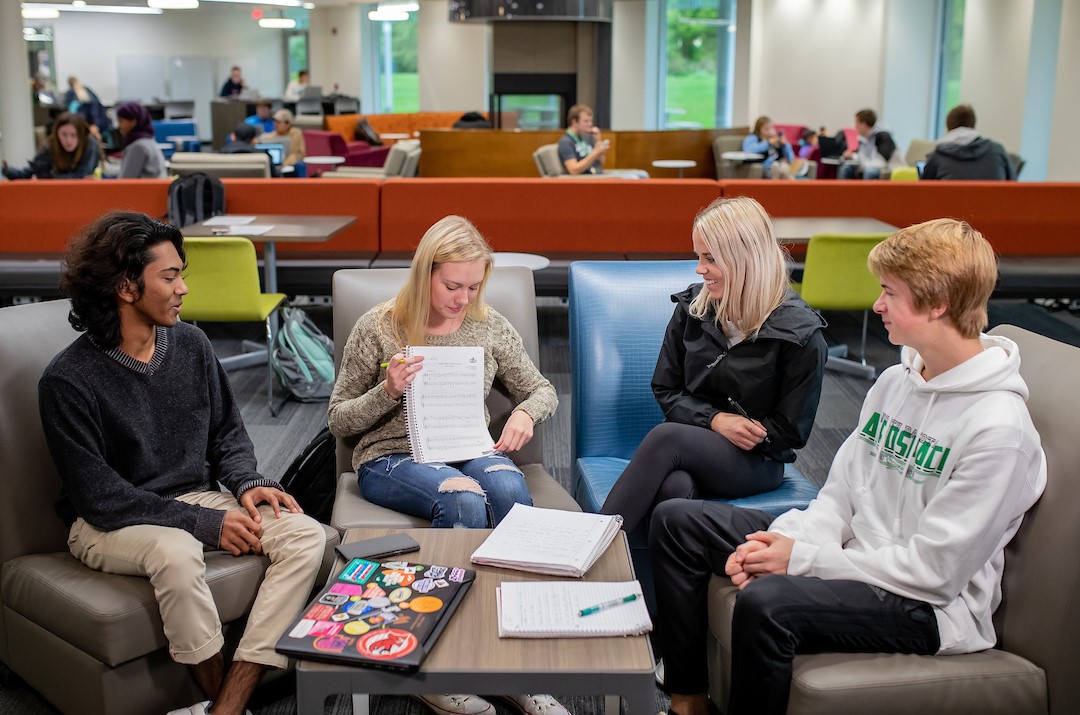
[689,197,789,338]
[385,215,494,346]
[868,218,997,339]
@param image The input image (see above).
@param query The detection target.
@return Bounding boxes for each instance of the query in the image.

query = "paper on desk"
[226,225,274,236]
[202,216,256,226]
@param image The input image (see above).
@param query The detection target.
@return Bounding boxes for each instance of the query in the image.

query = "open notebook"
[471,503,623,577]
[497,580,652,638]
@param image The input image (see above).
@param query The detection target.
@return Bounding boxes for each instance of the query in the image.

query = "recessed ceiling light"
[148,0,199,8]
[368,9,408,21]
[22,7,61,19]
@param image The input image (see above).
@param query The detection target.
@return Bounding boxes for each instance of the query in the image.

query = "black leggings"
[599,421,782,532]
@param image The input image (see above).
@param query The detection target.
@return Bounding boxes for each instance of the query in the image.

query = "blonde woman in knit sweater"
[328,216,569,715]
[328,215,557,530]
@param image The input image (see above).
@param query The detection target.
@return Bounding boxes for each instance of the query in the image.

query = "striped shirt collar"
[91,325,169,375]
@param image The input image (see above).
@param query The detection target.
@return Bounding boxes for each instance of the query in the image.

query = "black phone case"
[334,534,421,562]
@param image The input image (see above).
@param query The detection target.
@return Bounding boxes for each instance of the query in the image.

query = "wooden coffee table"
[295,528,656,715]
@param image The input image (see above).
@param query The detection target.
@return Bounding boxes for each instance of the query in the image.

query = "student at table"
[220,66,246,98]
[115,101,167,179]
[742,116,796,179]
[257,109,305,166]
[600,196,828,533]
[2,112,99,180]
[244,100,275,134]
[327,215,569,715]
[283,69,310,101]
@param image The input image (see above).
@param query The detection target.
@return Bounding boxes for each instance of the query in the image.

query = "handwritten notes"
[403,345,495,464]
[497,581,652,638]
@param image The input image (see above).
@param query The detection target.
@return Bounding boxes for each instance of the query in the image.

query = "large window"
[365,4,419,114]
[286,30,309,86]
[663,0,736,129]
[935,0,965,131]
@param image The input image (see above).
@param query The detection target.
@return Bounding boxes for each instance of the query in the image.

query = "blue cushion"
[576,457,818,518]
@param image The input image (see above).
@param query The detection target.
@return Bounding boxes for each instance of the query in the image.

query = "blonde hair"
[689,197,789,338]
[385,215,494,347]
[868,218,997,339]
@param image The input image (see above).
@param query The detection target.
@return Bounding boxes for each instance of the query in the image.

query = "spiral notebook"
[403,345,495,464]
[471,504,624,578]
[497,580,652,638]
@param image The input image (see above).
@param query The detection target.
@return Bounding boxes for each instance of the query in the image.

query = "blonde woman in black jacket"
[600,197,828,532]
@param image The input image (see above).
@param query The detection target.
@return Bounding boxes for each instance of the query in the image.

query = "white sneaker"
[655,658,665,687]
[166,701,210,715]
[503,694,572,715]
[413,694,496,715]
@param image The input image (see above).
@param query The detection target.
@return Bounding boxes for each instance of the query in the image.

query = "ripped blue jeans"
[358,452,532,528]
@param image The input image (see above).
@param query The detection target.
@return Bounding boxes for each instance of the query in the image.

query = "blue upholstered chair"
[568,260,820,518]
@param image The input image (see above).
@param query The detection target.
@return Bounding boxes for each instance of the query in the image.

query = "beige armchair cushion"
[168,151,271,178]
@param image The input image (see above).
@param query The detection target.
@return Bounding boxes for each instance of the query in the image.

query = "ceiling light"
[378,2,419,11]
[148,0,199,8]
[72,0,86,6]
[368,9,408,21]
[203,0,304,7]
[303,2,315,8]
[21,7,61,18]
[23,3,163,14]
[259,17,297,28]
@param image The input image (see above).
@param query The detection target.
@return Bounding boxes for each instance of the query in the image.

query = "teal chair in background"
[795,233,890,379]
[181,237,286,414]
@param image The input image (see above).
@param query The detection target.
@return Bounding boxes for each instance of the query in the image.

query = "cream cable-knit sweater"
[328,304,558,470]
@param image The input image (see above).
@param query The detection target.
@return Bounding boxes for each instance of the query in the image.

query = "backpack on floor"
[167,172,226,227]
[279,426,337,524]
[272,306,335,402]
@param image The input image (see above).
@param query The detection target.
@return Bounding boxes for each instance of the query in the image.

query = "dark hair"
[115,101,155,147]
[801,127,818,142]
[946,104,976,131]
[855,109,877,128]
[233,123,257,142]
[256,99,272,109]
[49,112,91,174]
[60,212,186,349]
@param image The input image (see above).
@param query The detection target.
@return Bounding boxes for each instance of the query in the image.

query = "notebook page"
[497,581,652,638]
[404,345,495,463]
[471,504,621,574]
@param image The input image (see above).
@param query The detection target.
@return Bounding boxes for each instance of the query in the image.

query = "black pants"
[600,421,782,532]
[648,499,940,715]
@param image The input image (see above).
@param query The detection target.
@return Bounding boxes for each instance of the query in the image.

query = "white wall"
[747,0,886,132]
[417,0,490,111]
[309,5,363,98]
[1047,0,1080,180]
[32,8,287,105]
[611,0,658,129]
[880,0,938,152]
[959,0,1033,153]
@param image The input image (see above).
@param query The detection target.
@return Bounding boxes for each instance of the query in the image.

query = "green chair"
[794,233,890,379]
[181,237,287,414]
[890,166,919,181]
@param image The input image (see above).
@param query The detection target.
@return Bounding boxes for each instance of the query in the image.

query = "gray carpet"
[5,299,1077,715]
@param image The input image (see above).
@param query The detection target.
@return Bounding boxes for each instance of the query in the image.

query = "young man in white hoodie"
[649,218,1047,715]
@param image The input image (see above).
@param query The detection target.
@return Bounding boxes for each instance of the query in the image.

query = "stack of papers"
[471,504,623,578]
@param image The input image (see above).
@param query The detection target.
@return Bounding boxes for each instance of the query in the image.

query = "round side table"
[651,159,697,178]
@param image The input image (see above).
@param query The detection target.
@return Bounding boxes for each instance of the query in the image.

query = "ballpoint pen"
[728,397,771,445]
[379,359,406,368]
[578,593,639,617]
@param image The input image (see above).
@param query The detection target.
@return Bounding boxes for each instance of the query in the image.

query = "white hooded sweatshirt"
[769,334,1046,654]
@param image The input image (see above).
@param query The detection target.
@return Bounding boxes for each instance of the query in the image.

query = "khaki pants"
[68,490,325,669]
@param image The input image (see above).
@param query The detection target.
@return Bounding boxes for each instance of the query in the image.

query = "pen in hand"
[379,359,406,368]
[728,397,771,446]
[579,593,639,617]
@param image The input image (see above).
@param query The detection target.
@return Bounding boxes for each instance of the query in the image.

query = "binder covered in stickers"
[275,558,475,672]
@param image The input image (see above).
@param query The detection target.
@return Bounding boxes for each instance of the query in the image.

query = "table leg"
[263,241,278,294]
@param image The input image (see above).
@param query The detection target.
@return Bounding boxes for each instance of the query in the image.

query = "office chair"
[180,237,286,414]
[795,233,890,379]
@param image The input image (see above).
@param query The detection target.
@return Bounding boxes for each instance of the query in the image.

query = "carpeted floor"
[4,298,1077,715]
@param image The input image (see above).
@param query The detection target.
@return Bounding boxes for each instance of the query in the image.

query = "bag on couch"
[167,172,225,228]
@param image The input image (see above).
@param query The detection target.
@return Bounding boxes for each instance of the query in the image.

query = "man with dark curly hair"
[38,211,329,715]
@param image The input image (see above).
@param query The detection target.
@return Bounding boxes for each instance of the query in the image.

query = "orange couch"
[719,180,1080,256]
[324,112,492,146]
[378,178,722,254]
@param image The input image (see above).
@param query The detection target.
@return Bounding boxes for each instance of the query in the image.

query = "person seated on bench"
[741,116,796,179]
[115,101,167,179]
[258,108,305,167]
[328,215,569,715]
[557,103,608,175]
[840,108,905,180]
[921,104,1016,181]
[650,218,1047,715]
[220,122,259,154]
[244,99,275,134]
[600,197,827,533]
[38,212,328,715]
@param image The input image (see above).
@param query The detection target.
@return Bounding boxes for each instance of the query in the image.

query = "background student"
[742,116,796,179]
[2,112,99,180]
[600,196,827,533]
[115,101,167,179]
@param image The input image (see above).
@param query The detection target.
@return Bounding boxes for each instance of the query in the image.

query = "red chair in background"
[301,130,390,176]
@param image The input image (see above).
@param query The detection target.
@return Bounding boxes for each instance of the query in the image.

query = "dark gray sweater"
[39,322,281,547]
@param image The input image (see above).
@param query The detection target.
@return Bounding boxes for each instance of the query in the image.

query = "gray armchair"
[168,151,271,179]
[0,300,339,715]
[706,325,1080,714]
[335,139,422,178]
[713,134,765,179]
[329,266,580,533]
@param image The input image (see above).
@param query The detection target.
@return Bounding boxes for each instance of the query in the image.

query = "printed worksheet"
[403,345,494,463]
